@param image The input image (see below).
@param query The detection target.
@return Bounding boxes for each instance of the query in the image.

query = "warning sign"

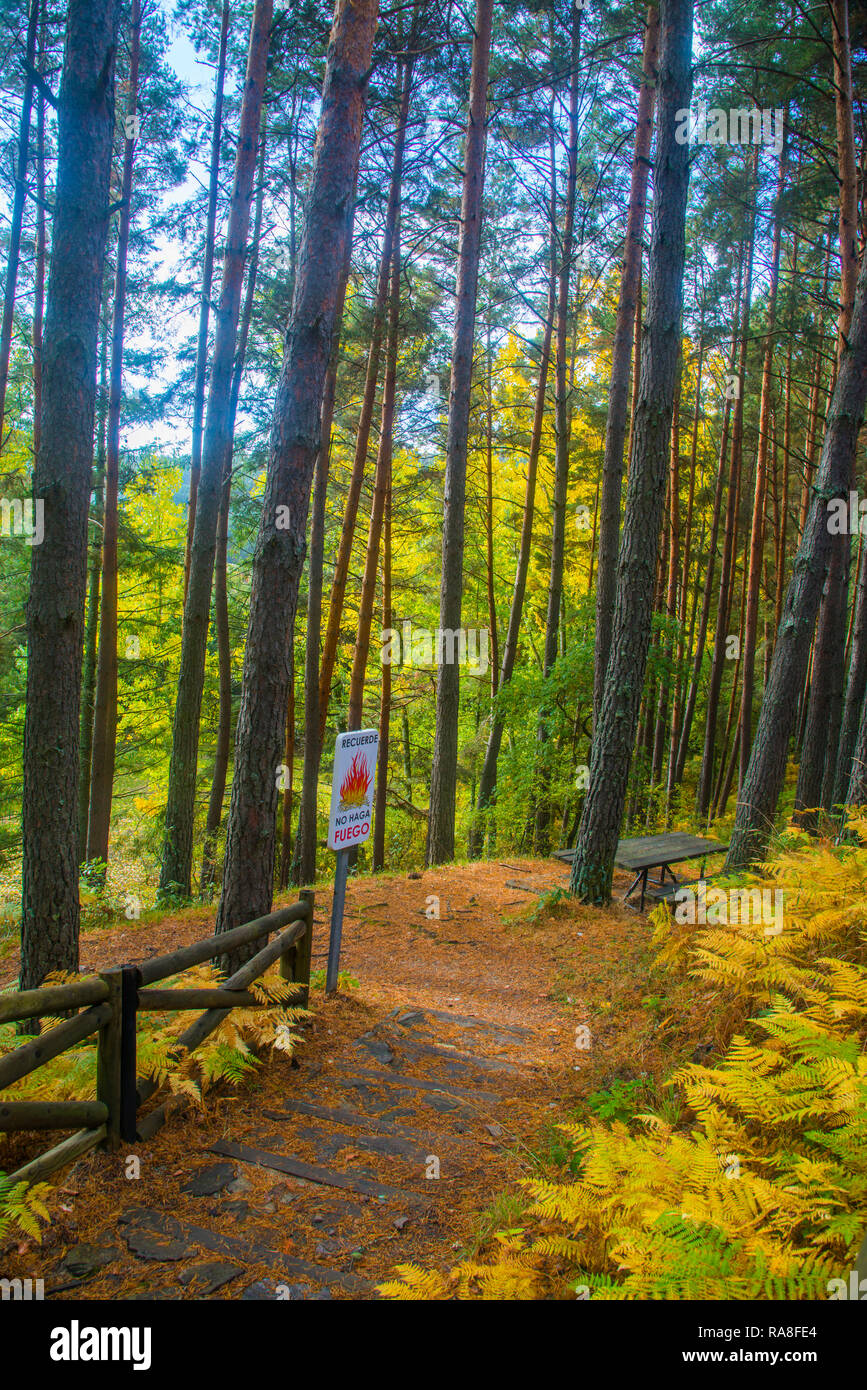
[327,729,379,852]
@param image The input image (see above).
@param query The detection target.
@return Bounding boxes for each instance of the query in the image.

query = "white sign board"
[327,729,379,852]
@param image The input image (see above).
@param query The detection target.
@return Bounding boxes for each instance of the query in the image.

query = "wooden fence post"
[96,970,122,1150]
[281,889,314,1007]
[97,965,139,1148]
[119,965,140,1143]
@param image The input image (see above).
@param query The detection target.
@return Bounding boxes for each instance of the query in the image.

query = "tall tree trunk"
[425,0,494,866]
[820,541,851,809]
[469,123,557,857]
[833,537,867,804]
[593,4,659,724]
[569,0,693,904]
[726,243,867,869]
[86,0,142,876]
[348,212,402,733]
[20,0,120,990]
[298,10,419,881]
[738,134,787,783]
[674,258,743,786]
[795,517,851,826]
[534,3,581,855]
[798,233,832,540]
[184,0,230,601]
[651,384,680,789]
[712,541,747,816]
[216,0,379,948]
[0,0,39,442]
[373,484,392,873]
[696,157,756,818]
[160,0,272,899]
[78,304,109,862]
[279,636,295,886]
[290,196,357,888]
[31,0,45,461]
[667,337,702,798]
[199,448,233,898]
[483,320,499,699]
[200,119,268,899]
[316,45,416,754]
[774,332,794,643]
[791,12,860,825]
[831,0,859,361]
[373,262,398,873]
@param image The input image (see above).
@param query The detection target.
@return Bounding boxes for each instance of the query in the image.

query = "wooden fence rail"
[0,891,314,1185]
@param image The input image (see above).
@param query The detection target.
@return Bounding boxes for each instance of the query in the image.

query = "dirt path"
[3,858,654,1300]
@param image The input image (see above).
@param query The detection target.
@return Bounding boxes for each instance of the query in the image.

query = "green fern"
[0,1172,51,1244]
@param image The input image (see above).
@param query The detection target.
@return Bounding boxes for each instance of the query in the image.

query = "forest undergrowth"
[380,821,867,1299]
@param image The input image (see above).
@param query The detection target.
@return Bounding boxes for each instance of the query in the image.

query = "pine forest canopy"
[0,0,863,984]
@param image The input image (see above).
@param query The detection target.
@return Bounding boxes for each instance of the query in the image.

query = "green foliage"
[0,965,310,1119]
[309,967,359,992]
[0,1172,51,1245]
[586,1077,648,1123]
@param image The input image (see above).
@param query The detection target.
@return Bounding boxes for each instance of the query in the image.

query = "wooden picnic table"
[552,833,729,911]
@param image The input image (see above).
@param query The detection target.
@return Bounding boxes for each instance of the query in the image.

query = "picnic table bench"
[552,833,729,911]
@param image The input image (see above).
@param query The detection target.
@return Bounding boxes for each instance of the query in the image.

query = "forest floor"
[2,856,675,1301]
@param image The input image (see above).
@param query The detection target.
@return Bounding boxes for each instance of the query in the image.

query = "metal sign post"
[325,728,379,994]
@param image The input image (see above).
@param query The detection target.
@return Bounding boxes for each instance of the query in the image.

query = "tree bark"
[593,4,659,725]
[674,259,742,786]
[738,134,786,784]
[278,635,295,886]
[316,47,415,755]
[200,118,268,899]
[696,156,756,818]
[78,308,109,863]
[373,256,399,873]
[534,4,582,854]
[184,0,230,602]
[469,122,557,858]
[216,0,379,948]
[483,320,499,700]
[290,197,357,888]
[713,538,747,817]
[0,0,39,442]
[86,0,142,876]
[294,1,419,884]
[791,9,860,824]
[651,383,680,789]
[348,214,401,733]
[798,233,832,540]
[667,337,702,798]
[774,328,794,644]
[426,0,494,866]
[833,536,867,804]
[20,0,120,990]
[569,0,693,904]
[830,0,858,358]
[725,241,867,869]
[795,512,852,826]
[160,0,272,899]
[31,0,45,461]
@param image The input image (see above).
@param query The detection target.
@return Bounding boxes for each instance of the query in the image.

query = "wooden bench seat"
[645,873,720,907]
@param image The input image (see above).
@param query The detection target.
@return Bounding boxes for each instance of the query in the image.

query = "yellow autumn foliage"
[379,823,867,1299]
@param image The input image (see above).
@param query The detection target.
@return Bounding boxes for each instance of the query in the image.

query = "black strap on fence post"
[120,965,140,1144]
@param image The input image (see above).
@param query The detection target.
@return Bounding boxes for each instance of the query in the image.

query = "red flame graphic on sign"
[339,751,371,810]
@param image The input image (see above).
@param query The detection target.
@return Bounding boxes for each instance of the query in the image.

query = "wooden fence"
[0,891,314,1186]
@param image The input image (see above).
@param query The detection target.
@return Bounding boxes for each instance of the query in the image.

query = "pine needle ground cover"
[0,963,308,1241]
[380,826,867,1299]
